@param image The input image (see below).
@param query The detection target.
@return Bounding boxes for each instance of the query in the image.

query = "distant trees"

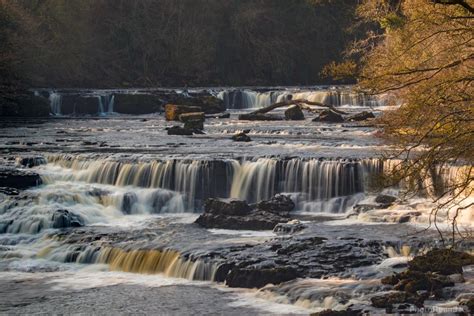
[0,0,359,88]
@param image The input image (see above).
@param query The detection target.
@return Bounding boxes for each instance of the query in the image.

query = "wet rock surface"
[195,195,294,230]
[0,168,42,189]
[231,132,251,142]
[374,249,474,310]
[313,110,344,123]
[284,105,305,120]
[52,209,85,229]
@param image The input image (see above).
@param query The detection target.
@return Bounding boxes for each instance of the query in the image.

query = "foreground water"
[1,87,473,314]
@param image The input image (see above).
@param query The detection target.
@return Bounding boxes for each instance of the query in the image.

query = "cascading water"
[97,94,115,115]
[42,155,390,213]
[217,88,386,109]
[48,92,62,115]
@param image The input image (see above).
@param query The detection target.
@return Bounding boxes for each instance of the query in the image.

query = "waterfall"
[97,94,115,115]
[48,92,62,115]
[45,155,377,212]
[217,88,386,109]
[40,245,219,281]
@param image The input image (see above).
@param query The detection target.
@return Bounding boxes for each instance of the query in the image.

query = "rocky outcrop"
[180,112,205,130]
[179,112,205,123]
[374,194,397,205]
[231,132,251,142]
[15,156,47,168]
[171,95,225,114]
[273,220,306,235]
[114,94,163,114]
[238,113,283,121]
[312,110,344,123]
[0,90,50,117]
[165,104,202,121]
[52,209,85,229]
[284,105,305,120]
[195,195,295,230]
[256,194,295,216]
[166,126,194,136]
[374,249,473,310]
[0,169,42,189]
[346,111,375,122]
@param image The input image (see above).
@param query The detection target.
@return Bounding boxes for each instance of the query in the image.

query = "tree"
[344,0,473,245]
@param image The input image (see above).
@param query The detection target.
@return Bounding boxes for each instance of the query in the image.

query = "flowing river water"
[0,86,472,314]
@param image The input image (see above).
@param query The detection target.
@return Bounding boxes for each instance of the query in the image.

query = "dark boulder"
[231,132,251,142]
[256,194,295,216]
[179,112,205,123]
[0,187,20,195]
[166,126,194,136]
[371,291,424,309]
[52,209,84,229]
[284,105,305,120]
[375,194,397,205]
[238,113,283,121]
[114,94,163,114]
[184,120,204,131]
[204,199,251,216]
[273,220,306,235]
[346,111,375,122]
[408,249,474,275]
[0,169,42,189]
[195,196,294,230]
[16,156,47,168]
[196,210,288,230]
[122,192,138,214]
[225,266,299,288]
[313,110,344,123]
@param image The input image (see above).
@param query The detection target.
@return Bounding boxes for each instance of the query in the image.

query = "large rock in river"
[195,195,294,230]
[284,105,305,120]
[52,209,85,228]
[165,104,202,121]
[0,169,42,189]
[312,109,344,123]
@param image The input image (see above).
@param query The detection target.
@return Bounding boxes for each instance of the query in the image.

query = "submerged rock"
[284,105,304,120]
[52,210,85,229]
[231,132,251,142]
[312,110,344,123]
[225,266,298,288]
